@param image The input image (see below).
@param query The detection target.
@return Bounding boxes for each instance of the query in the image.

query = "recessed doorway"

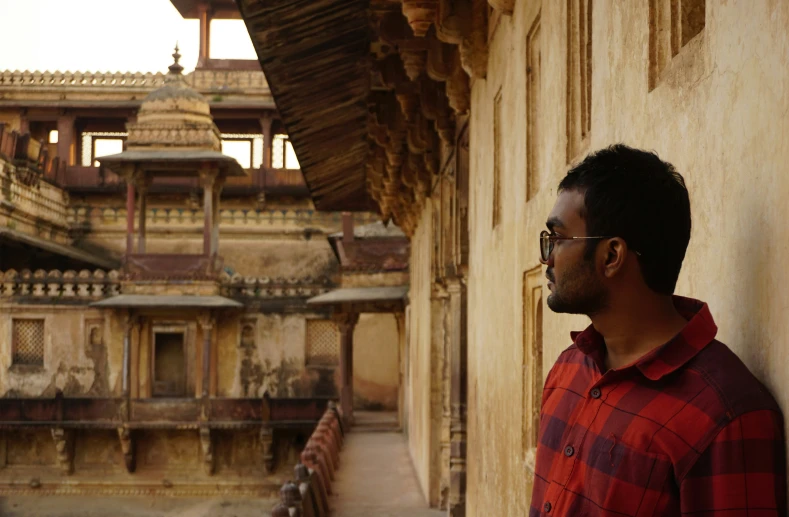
[152,331,187,397]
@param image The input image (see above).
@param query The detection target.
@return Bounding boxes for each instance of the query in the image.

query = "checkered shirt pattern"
[530,297,786,516]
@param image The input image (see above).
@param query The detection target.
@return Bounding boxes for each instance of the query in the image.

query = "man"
[532,144,786,516]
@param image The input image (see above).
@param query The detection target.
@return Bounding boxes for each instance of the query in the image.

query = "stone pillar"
[125,181,135,257]
[446,276,467,517]
[430,283,449,508]
[197,3,212,67]
[334,312,359,426]
[137,179,148,254]
[199,169,218,256]
[56,114,75,167]
[18,111,29,134]
[197,312,215,398]
[211,179,223,256]
[394,310,406,429]
[122,312,134,396]
[260,115,273,170]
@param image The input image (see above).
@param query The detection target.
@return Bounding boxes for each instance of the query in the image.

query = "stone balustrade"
[1,162,70,228]
[68,205,379,231]
[0,69,268,94]
[272,405,344,517]
[219,273,334,299]
[0,269,333,300]
[0,269,120,298]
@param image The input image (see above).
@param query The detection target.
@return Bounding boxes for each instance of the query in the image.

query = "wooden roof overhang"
[236,0,377,212]
[237,0,490,230]
[170,0,241,19]
[307,286,408,314]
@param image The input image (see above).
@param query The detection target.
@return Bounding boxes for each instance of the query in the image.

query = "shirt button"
[564,445,575,457]
[590,388,601,399]
[544,502,552,513]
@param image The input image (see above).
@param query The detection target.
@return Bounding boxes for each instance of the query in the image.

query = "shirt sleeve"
[680,409,786,516]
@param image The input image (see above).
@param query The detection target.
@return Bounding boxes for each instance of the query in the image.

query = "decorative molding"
[51,427,74,475]
[260,427,275,474]
[0,69,269,96]
[117,427,136,473]
[199,427,214,475]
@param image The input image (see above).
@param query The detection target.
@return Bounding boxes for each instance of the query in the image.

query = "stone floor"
[331,412,443,517]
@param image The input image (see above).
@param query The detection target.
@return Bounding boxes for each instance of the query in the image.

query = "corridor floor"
[331,412,443,517]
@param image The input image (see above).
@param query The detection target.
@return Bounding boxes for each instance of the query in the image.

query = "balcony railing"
[0,68,269,96]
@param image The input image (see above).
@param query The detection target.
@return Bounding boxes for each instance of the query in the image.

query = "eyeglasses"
[539,230,641,262]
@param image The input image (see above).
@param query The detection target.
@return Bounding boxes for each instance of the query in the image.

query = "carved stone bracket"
[261,427,275,474]
[117,427,136,473]
[402,0,438,37]
[199,427,214,475]
[51,428,74,475]
[487,0,515,14]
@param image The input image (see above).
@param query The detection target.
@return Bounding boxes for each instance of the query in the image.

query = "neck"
[590,292,688,371]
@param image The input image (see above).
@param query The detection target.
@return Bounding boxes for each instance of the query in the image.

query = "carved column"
[56,113,75,168]
[136,177,149,254]
[197,312,215,399]
[121,311,134,397]
[125,180,135,257]
[197,3,212,67]
[51,428,74,475]
[199,169,218,256]
[446,276,467,516]
[260,426,275,474]
[333,312,360,426]
[211,178,223,257]
[430,282,449,508]
[260,114,274,170]
[394,310,406,429]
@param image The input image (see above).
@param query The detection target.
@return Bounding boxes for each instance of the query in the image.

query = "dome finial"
[168,42,184,75]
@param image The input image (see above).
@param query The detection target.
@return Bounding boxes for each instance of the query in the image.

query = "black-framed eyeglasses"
[539,230,641,262]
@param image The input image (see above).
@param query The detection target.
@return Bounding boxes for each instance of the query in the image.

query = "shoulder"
[543,343,591,388]
[686,339,781,417]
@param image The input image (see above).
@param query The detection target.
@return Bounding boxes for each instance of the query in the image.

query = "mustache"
[546,269,555,283]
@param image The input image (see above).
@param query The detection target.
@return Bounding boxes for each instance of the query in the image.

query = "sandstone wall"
[465,0,789,514]
[0,305,123,397]
[406,201,440,503]
[352,313,400,410]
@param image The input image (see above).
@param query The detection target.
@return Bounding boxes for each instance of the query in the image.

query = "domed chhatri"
[125,45,220,152]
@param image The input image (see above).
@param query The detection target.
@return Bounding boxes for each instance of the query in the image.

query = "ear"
[600,237,627,278]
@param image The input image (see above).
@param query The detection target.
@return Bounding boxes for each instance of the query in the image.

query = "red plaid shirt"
[531,297,786,516]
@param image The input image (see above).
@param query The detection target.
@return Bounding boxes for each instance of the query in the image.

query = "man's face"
[544,190,609,315]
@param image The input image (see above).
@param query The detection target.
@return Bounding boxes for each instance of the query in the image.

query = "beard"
[547,259,609,316]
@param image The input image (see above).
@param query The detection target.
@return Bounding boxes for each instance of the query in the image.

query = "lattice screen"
[305,320,340,366]
[12,319,45,366]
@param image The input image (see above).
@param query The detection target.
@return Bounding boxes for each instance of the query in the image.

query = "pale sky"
[0,0,257,73]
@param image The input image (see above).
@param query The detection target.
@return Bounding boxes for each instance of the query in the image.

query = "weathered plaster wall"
[352,313,399,410]
[221,312,323,398]
[0,306,121,398]
[465,1,789,514]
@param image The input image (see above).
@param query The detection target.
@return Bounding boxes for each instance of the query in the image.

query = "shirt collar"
[570,296,718,380]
